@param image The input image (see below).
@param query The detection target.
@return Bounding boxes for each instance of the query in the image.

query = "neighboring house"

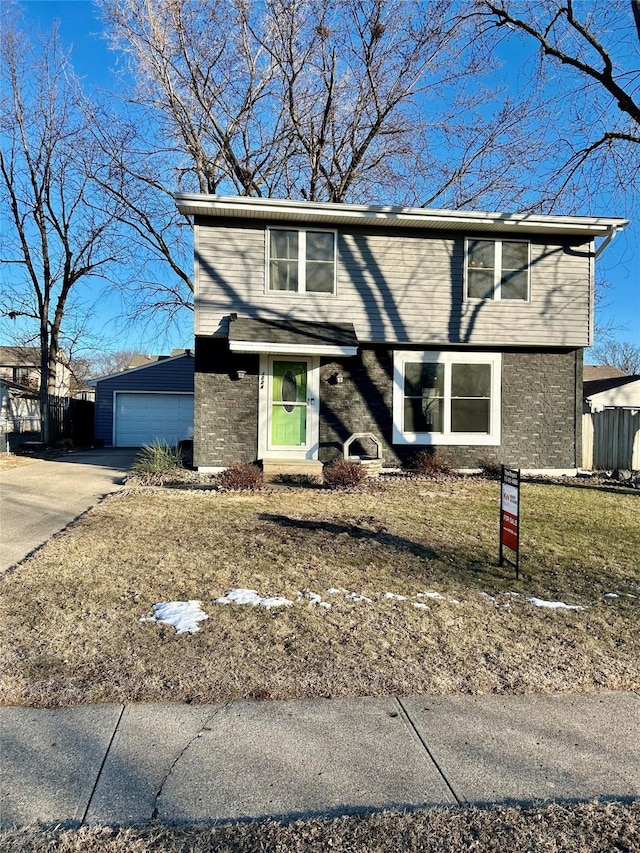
[174,194,628,474]
[0,378,40,450]
[583,369,640,412]
[0,346,71,396]
[92,352,194,447]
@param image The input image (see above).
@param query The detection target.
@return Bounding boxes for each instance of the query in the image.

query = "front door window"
[271,361,307,446]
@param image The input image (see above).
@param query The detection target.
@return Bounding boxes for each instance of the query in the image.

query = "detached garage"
[93,352,194,447]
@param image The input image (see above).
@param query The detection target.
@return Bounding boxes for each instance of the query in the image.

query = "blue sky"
[13,0,640,356]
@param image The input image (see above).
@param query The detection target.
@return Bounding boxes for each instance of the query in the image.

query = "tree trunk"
[39,325,50,446]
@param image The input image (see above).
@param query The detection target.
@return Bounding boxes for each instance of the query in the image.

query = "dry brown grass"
[0,478,638,707]
[0,455,36,471]
[1,800,638,852]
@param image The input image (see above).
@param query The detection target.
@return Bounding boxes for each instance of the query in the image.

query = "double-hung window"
[393,351,501,446]
[465,238,530,301]
[268,228,336,294]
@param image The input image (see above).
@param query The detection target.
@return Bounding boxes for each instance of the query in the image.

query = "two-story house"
[175,195,627,476]
[0,346,71,396]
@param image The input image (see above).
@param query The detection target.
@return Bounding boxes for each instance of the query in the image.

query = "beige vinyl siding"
[195,223,592,347]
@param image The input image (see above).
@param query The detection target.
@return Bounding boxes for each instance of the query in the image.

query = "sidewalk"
[1,691,638,829]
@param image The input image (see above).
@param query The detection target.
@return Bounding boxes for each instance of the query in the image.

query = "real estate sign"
[499,466,521,579]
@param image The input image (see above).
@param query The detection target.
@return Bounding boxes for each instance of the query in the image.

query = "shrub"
[323,458,366,488]
[132,440,185,477]
[478,457,503,480]
[217,462,263,491]
[412,449,454,478]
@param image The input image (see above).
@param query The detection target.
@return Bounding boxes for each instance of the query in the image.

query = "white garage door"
[114,393,194,447]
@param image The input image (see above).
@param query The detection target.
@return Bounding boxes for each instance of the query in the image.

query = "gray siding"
[95,355,194,445]
[194,221,592,347]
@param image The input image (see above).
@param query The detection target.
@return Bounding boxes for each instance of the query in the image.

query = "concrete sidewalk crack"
[395,698,462,806]
[151,703,229,821]
[79,704,126,825]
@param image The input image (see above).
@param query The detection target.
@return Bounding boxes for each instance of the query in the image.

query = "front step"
[262,459,323,482]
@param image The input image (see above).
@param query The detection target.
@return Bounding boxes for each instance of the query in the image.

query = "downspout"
[594,224,620,258]
[591,224,622,345]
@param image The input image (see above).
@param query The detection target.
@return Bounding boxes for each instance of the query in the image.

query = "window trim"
[266,227,337,295]
[464,238,530,302]
[392,350,502,446]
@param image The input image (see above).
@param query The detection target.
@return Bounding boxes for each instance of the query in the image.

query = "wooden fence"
[582,408,640,471]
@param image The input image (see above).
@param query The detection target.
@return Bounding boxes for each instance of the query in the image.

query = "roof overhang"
[228,318,358,356]
[175,194,629,238]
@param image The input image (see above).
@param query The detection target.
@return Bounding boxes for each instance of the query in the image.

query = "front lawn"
[0,478,637,707]
[2,800,638,852]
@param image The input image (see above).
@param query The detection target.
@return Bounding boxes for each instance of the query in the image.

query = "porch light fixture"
[327,370,344,385]
[236,369,247,380]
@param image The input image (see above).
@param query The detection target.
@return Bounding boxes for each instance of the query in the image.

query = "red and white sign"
[501,482,519,551]
[500,468,520,561]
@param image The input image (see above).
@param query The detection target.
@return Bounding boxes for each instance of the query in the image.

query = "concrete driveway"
[0,448,138,573]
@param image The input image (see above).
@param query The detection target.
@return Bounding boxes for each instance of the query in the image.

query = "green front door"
[271,361,307,446]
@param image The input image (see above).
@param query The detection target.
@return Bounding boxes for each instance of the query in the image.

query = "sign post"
[499,466,521,580]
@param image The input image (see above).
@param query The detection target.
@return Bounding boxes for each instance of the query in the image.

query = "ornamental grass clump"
[217,462,263,491]
[323,458,366,488]
[131,440,185,482]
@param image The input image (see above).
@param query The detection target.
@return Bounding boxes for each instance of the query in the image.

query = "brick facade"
[195,337,582,470]
[194,338,259,468]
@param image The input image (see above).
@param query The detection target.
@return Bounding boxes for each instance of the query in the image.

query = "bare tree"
[474,0,640,212]
[91,0,536,326]
[0,14,119,442]
[592,340,640,374]
[99,0,534,205]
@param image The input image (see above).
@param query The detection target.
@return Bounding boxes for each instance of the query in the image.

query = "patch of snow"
[413,602,430,610]
[326,588,342,595]
[626,594,637,599]
[449,599,460,605]
[604,593,619,599]
[214,588,292,609]
[141,601,209,634]
[526,597,584,611]
[417,591,445,600]
[260,597,294,609]
[480,592,497,604]
[299,590,332,609]
[385,592,407,601]
[346,591,373,603]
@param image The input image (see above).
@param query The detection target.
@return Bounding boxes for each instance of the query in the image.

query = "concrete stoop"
[262,459,323,482]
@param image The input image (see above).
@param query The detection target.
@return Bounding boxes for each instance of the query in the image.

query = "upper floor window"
[13,367,32,386]
[268,229,336,294]
[465,238,530,301]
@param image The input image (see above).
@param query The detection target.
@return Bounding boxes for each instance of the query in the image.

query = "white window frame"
[266,227,337,294]
[392,351,501,446]
[464,238,530,302]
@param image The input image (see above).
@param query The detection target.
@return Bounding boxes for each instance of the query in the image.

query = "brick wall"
[195,337,582,470]
[318,347,581,469]
[194,338,259,467]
